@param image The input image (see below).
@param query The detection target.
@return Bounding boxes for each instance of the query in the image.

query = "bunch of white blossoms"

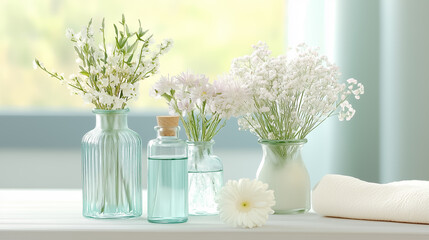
[34,15,172,110]
[151,72,250,141]
[233,42,364,140]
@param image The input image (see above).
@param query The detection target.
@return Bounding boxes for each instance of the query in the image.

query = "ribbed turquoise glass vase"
[81,108,142,218]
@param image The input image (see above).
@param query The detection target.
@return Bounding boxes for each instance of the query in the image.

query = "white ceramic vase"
[256,139,311,214]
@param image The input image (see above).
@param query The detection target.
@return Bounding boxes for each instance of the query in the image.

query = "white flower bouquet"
[224,42,365,215]
[34,15,172,110]
[151,72,249,141]
[232,42,364,140]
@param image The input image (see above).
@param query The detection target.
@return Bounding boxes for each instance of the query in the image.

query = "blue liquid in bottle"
[147,116,188,223]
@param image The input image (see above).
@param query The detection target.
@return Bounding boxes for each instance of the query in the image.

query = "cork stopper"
[157,116,179,136]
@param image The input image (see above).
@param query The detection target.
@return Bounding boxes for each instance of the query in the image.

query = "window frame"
[0,111,257,149]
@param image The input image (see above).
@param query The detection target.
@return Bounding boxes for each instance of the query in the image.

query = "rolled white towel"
[312,174,429,224]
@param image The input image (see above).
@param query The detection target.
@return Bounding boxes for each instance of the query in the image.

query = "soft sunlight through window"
[0,0,286,111]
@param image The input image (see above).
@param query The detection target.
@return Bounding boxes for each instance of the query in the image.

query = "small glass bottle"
[187,140,223,215]
[147,116,188,223]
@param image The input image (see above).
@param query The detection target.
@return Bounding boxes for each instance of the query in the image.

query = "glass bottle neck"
[187,141,214,157]
[187,140,222,172]
[156,126,180,139]
[95,112,128,130]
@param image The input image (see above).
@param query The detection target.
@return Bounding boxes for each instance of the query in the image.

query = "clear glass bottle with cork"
[147,116,188,223]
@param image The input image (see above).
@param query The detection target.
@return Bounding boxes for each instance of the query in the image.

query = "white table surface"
[1,190,429,240]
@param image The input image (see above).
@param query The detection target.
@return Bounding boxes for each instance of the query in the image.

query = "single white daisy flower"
[216,178,275,229]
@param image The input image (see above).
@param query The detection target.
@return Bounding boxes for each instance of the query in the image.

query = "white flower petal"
[216,178,275,229]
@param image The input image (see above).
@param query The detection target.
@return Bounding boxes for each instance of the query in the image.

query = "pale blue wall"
[330,0,380,182]
[290,0,429,184]
[380,0,429,182]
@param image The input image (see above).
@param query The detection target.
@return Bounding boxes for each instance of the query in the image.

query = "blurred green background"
[0,0,286,110]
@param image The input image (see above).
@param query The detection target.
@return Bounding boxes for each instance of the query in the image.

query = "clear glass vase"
[81,109,142,218]
[257,139,310,214]
[147,121,188,224]
[187,140,223,215]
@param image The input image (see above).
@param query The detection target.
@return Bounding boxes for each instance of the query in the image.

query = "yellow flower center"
[239,201,251,212]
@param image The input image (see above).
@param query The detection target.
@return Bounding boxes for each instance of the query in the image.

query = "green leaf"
[141,29,149,38]
[126,53,134,63]
[161,93,172,101]
[115,37,121,49]
[114,24,118,36]
[147,34,153,42]
[126,25,130,37]
[80,71,90,77]
[117,39,123,49]
[119,38,126,49]
[79,66,88,73]
[74,46,80,54]
[121,14,125,25]
[127,41,138,53]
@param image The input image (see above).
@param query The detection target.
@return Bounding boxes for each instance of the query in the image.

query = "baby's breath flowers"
[216,178,275,228]
[151,72,250,141]
[34,15,172,110]
[232,42,364,140]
